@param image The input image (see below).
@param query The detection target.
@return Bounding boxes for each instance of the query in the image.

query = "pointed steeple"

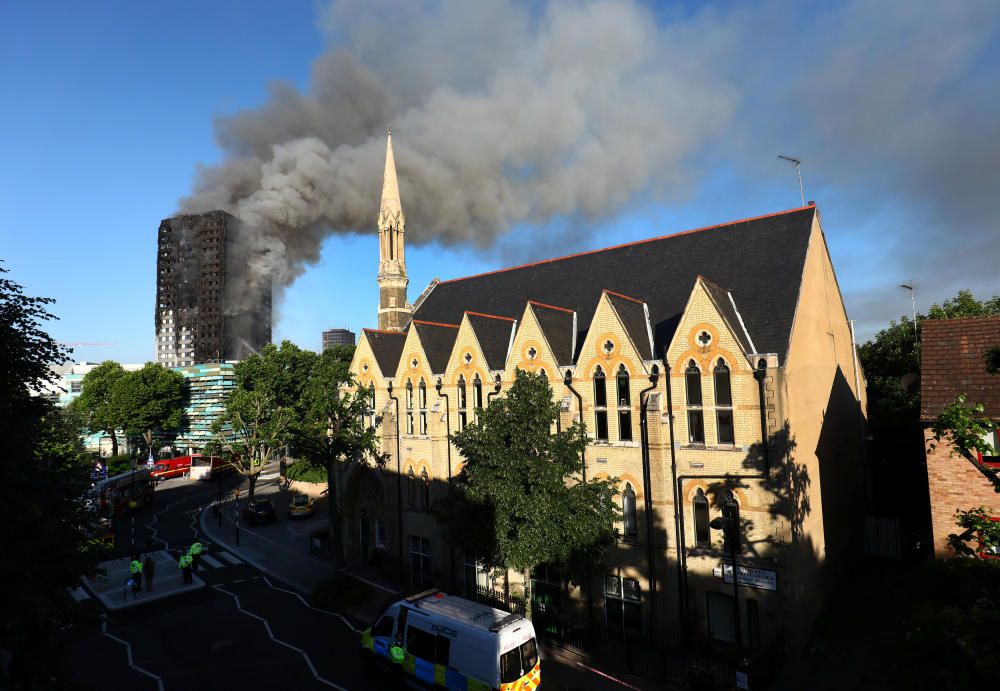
[378,127,405,232]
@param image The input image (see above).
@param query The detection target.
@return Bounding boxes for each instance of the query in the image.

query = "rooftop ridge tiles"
[604,289,645,305]
[528,300,575,314]
[465,311,517,322]
[437,204,815,286]
[412,319,460,329]
[363,327,406,335]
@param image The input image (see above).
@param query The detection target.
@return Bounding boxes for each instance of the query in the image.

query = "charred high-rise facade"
[155,211,271,367]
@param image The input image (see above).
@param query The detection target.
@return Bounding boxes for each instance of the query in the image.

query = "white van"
[361,589,541,690]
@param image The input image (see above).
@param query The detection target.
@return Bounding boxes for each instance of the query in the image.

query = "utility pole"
[777,155,805,207]
[900,283,918,339]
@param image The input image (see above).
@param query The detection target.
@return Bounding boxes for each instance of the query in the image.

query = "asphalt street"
[65,467,661,691]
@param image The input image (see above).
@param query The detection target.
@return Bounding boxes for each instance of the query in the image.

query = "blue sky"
[2,1,998,364]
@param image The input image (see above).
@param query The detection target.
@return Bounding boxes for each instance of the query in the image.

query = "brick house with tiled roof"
[920,316,1000,557]
[341,133,869,665]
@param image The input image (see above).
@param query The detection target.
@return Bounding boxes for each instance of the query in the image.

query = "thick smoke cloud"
[183,0,1000,335]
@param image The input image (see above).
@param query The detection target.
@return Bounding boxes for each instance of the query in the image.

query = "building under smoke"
[322,328,356,350]
[155,211,271,367]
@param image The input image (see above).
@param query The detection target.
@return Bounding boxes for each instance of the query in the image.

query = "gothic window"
[367,384,376,429]
[694,489,710,548]
[457,375,468,431]
[623,483,638,539]
[617,365,632,442]
[686,361,704,444]
[421,468,430,508]
[714,359,734,444]
[593,366,608,441]
[419,379,428,435]
[473,374,483,409]
[406,380,414,435]
[407,468,416,507]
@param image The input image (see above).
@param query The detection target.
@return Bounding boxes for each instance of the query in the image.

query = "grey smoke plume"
[181,0,737,313]
[183,0,1000,337]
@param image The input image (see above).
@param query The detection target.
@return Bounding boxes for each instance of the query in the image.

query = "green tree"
[297,345,382,564]
[236,341,318,417]
[70,360,126,455]
[0,265,102,687]
[113,363,186,457]
[212,388,293,501]
[436,370,619,589]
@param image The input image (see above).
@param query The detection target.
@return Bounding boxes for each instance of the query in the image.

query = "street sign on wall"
[713,563,778,591]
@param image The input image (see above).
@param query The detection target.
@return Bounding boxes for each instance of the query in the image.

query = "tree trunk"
[248,473,258,502]
[109,430,118,457]
[327,459,344,568]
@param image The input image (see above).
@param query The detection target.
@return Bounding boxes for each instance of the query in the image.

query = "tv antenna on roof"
[777,155,805,207]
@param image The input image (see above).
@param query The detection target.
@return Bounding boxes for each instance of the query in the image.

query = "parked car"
[288,494,315,518]
[243,499,277,525]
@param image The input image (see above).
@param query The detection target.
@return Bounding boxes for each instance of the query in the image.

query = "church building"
[341,132,869,664]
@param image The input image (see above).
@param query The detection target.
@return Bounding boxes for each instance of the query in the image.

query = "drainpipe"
[670,356,772,648]
[386,380,404,584]
[487,375,502,406]
[638,365,660,636]
[562,368,592,631]
[753,358,770,473]
[436,378,456,593]
[664,360,686,642]
[562,370,586,482]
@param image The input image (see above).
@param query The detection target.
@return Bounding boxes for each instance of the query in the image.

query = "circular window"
[463,352,472,365]
[527,346,537,360]
[410,358,419,369]
[696,330,712,347]
[602,339,615,354]
[361,363,369,373]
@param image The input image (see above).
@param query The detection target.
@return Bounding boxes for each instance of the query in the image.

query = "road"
[64,469,660,691]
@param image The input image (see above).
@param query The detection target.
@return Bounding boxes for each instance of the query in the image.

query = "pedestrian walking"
[189,541,203,572]
[179,552,193,585]
[143,555,155,592]
[129,559,143,594]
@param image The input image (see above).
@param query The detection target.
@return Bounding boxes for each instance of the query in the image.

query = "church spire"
[376,127,410,331]
[378,126,405,232]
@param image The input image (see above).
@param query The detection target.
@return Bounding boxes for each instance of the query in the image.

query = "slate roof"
[412,320,460,375]
[699,277,754,357]
[413,206,816,364]
[364,329,407,376]
[466,312,517,371]
[920,316,1000,420]
[605,291,654,361]
[530,302,576,366]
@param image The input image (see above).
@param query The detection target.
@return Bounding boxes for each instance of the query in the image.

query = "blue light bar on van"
[488,613,523,633]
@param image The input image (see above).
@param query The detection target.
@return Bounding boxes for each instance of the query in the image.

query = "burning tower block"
[155,211,271,367]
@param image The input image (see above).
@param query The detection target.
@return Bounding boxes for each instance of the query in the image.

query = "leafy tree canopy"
[113,363,186,451]
[235,340,318,415]
[70,360,126,455]
[438,369,619,579]
[0,264,102,687]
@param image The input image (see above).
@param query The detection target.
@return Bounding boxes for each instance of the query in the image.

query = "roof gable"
[412,320,460,375]
[529,301,576,366]
[698,277,754,357]
[466,312,516,371]
[412,206,815,364]
[920,316,1000,420]
[604,291,654,361]
[362,329,406,377]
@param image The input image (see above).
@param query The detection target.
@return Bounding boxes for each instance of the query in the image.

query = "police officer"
[129,559,143,594]
[189,541,203,573]
[179,552,193,585]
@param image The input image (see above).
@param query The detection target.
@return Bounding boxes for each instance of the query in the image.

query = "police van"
[362,589,541,690]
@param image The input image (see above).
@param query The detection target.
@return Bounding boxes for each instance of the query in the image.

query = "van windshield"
[500,638,538,683]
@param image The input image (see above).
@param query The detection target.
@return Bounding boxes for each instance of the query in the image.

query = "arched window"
[418,379,428,434]
[714,359,734,444]
[405,380,414,435]
[694,489,710,548]
[367,384,376,429]
[457,375,468,431]
[623,483,638,539]
[593,366,608,441]
[685,361,704,444]
[473,373,483,409]
[407,468,416,507]
[617,365,632,442]
[538,369,548,381]
[421,468,430,508]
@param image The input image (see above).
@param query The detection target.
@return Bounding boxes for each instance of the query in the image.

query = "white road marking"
[259,576,360,633]
[69,587,90,602]
[145,488,217,549]
[211,584,347,690]
[101,616,165,691]
[200,554,224,569]
[218,551,243,565]
[259,472,280,480]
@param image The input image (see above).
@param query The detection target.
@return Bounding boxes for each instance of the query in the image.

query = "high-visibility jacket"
[130,560,142,574]
[179,555,193,569]
[190,542,203,556]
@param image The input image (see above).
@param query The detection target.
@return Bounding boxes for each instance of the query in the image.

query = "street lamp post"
[234,488,241,547]
[710,495,748,687]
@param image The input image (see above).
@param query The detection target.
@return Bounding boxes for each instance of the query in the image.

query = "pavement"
[83,551,206,611]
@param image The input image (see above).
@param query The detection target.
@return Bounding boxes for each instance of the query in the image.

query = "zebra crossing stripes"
[217,551,243,566]
[200,554,224,569]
